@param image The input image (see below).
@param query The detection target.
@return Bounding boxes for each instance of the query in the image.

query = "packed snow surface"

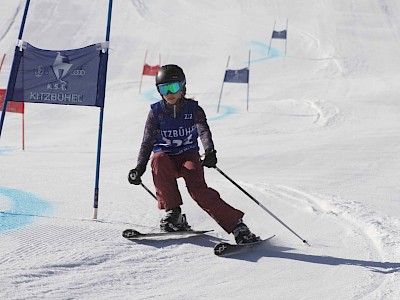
[1,0,400,299]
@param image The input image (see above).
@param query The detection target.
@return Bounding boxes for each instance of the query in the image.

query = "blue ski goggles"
[157,81,185,95]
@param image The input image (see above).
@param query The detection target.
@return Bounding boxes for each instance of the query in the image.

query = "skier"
[128,64,260,244]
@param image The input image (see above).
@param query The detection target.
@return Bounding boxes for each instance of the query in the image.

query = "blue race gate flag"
[224,68,249,83]
[11,42,107,107]
[272,30,287,39]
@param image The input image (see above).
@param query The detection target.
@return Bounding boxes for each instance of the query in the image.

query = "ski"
[213,235,275,257]
[122,229,213,240]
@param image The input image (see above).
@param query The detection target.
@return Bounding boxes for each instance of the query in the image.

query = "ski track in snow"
[0,3,20,42]
[251,181,398,258]
[244,182,400,298]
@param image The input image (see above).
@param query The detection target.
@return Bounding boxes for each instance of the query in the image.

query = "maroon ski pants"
[151,151,244,233]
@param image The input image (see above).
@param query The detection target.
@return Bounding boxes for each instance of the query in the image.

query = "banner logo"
[52,52,72,83]
[34,65,48,78]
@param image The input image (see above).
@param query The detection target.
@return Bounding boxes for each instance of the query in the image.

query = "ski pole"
[141,182,157,200]
[214,166,309,245]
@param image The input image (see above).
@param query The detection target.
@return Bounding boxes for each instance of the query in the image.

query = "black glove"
[128,165,146,185]
[201,149,217,168]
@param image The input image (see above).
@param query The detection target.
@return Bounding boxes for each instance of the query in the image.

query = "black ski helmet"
[156,64,186,95]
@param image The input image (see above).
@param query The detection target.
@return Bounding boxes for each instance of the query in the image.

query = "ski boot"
[232,219,261,244]
[160,207,192,232]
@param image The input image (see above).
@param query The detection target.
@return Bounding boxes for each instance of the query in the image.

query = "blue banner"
[272,30,287,39]
[11,42,106,107]
[224,68,249,83]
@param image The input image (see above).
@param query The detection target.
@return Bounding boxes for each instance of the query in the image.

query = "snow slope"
[1,0,400,299]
